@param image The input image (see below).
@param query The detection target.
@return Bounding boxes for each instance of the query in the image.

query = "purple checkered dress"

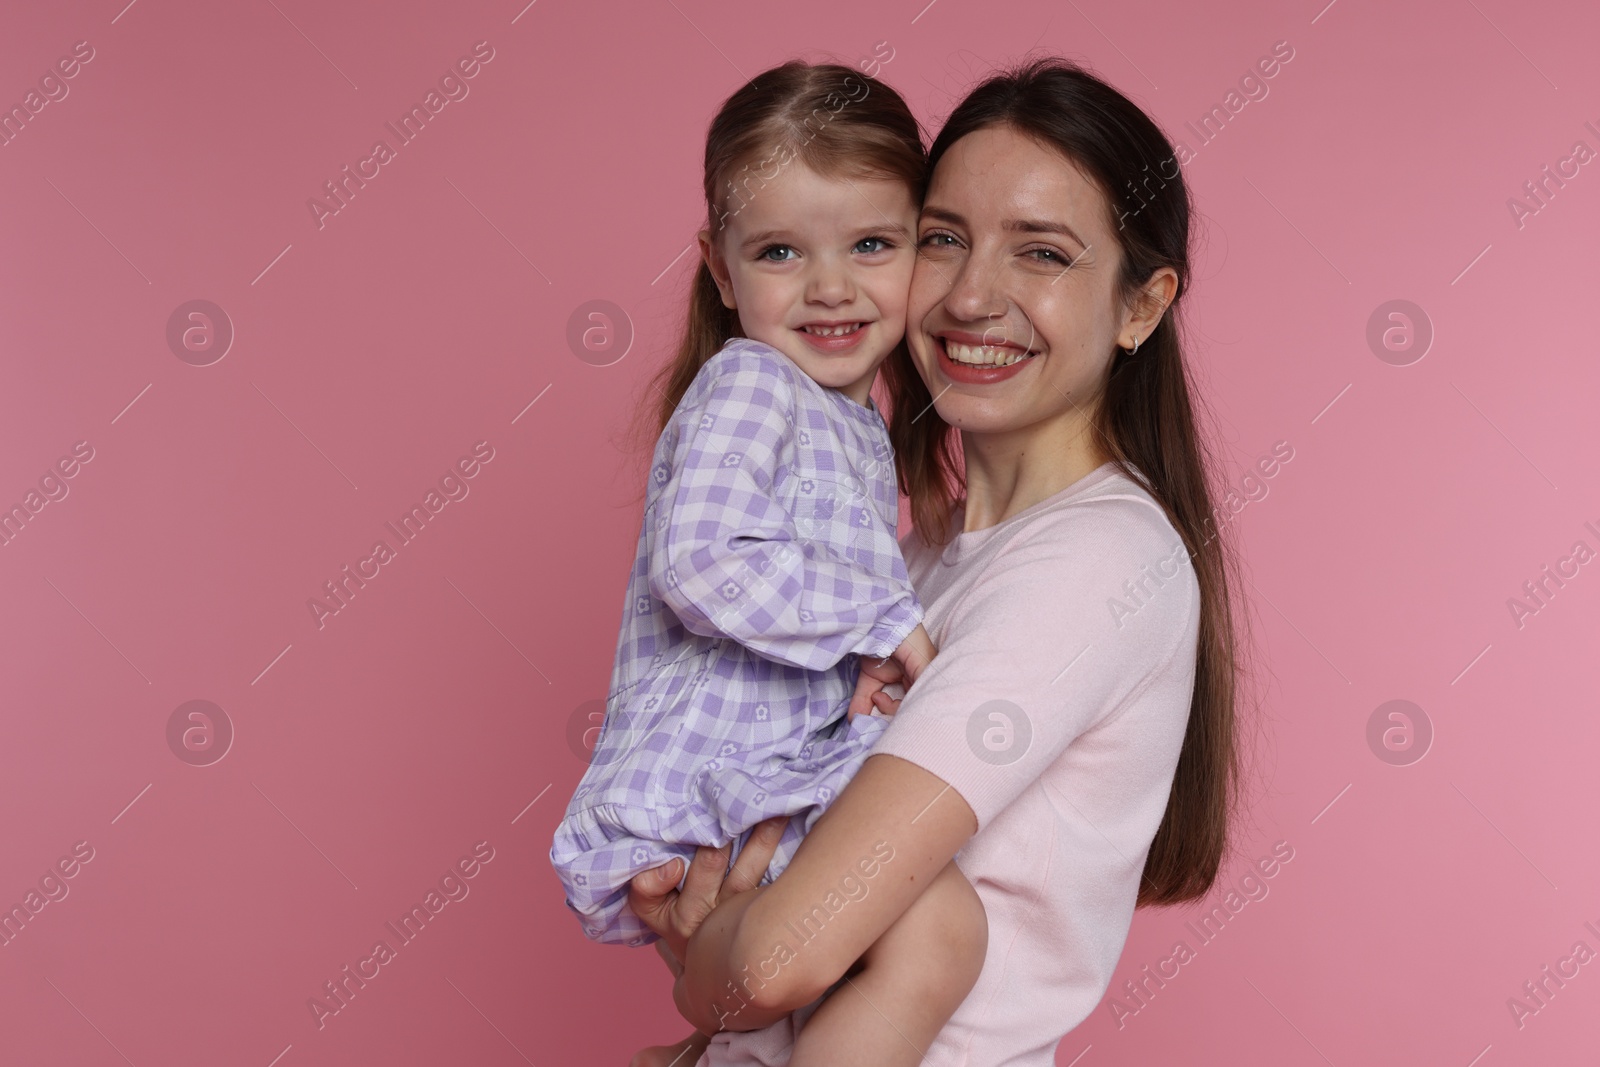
[550,338,924,946]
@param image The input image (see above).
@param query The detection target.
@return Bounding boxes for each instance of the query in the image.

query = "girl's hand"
[627,816,789,982]
[846,624,936,722]
[891,622,937,686]
[846,653,904,722]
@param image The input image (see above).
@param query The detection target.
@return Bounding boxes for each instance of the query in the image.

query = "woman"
[628,56,1242,1066]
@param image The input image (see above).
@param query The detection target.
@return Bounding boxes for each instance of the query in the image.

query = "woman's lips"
[934,335,1039,384]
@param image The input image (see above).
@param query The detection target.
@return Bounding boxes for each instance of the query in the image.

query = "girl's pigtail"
[652,260,740,436]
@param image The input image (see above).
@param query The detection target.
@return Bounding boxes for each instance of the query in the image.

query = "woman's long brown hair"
[625,61,927,452]
[880,57,1246,906]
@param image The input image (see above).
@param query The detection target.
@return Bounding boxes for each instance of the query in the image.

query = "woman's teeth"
[803,323,863,337]
[944,341,1037,367]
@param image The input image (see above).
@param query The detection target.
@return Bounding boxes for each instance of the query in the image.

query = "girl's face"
[700,159,918,407]
[908,124,1166,439]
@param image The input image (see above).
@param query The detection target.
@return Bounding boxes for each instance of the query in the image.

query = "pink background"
[2,0,1597,1063]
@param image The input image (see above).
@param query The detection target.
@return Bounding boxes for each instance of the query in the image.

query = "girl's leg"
[788,860,986,1066]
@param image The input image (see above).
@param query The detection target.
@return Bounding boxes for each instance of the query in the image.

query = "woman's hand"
[627,816,789,993]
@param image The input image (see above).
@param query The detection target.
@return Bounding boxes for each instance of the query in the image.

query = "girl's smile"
[796,318,871,354]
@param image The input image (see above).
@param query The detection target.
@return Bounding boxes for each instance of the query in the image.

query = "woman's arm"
[627,817,791,1035]
[677,751,977,1032]
[670,502,1196,1032]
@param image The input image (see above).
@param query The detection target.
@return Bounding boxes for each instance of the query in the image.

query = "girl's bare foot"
[629,1030,711,1067]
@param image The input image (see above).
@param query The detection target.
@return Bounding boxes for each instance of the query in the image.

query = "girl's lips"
[934,335,1039,384]
[797,322,869,354]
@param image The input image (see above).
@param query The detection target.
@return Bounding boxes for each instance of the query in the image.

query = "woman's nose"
[944,252,1008,323]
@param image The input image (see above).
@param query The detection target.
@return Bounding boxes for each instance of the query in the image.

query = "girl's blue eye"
[759,245,796,262]
[854,236,891,254]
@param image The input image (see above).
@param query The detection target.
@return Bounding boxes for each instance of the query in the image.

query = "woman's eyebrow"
[920,206,1087,249]
[1005,218,1087,248]
[919,206,965,228]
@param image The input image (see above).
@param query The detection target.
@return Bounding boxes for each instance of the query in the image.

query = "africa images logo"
[306,441,496,629]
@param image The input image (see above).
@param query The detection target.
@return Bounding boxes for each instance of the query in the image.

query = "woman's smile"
[933,330,1042,383]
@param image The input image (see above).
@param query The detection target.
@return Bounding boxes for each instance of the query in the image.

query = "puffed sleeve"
[869,497,1200,831]
[645,346,923,672]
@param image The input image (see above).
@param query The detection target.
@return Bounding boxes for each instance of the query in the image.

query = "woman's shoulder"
[929,468,1193,615]
[981,468,1199,650]
[1037,464,1178,540]
[1018,467,1198,618]
[910,465,1183,562]
[1023,469,1188,577]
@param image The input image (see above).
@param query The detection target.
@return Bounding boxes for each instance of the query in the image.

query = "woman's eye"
[1027,247,1074,267]
[918,232,958,249]
[759,245,796,262]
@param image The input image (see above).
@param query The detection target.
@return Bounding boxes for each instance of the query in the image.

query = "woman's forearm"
[677,753,979,1029]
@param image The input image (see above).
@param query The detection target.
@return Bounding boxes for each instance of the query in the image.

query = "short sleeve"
[646,346,923,671]
[869,498,1199,831]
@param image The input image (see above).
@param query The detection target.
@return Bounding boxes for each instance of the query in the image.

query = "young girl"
[549,62,987,1065]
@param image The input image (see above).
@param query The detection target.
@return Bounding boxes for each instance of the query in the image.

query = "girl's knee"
[882,862,987,988]
[933,863,987,978]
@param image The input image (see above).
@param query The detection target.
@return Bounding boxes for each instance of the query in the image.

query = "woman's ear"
[1121,267,1178,348]
[698,229,737,310]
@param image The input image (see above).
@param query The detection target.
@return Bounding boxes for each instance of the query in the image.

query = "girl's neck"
[958,408,1107,533]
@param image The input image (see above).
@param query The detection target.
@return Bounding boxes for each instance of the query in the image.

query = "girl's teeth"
[805,324,861,337]
[944,341,1036,367]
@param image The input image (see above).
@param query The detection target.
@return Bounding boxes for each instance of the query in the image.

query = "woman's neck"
[958,409,1108,533]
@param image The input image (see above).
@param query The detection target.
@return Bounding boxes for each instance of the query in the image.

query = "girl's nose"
[805,260,855,306]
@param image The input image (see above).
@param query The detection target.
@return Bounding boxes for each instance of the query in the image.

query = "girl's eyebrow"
[858,221,913,242]
[740,229,794,250]
[739,222,913,251]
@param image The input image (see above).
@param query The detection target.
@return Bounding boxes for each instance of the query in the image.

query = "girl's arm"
[648,346,923,671]
[676,751,977,1032]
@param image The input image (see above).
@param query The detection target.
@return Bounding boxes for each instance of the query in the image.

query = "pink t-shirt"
[700,463,1200,1067]
[872,463,1200,1064]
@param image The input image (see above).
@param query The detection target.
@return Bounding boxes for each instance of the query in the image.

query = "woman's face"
[908,124,1145,438]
